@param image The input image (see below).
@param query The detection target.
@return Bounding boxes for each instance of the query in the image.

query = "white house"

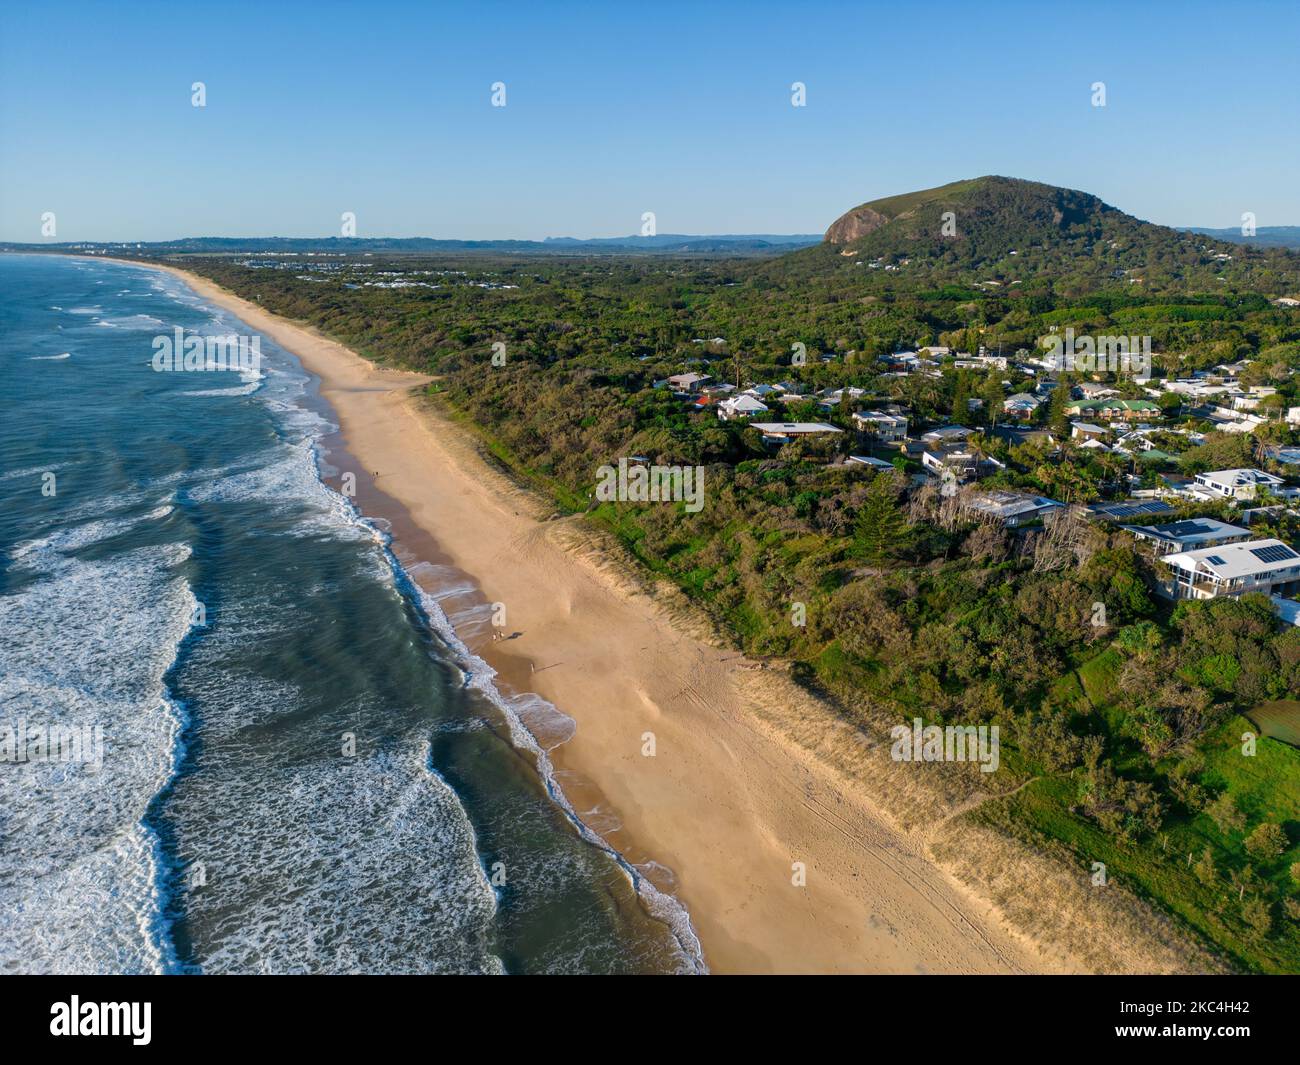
[717,394,769,421]
[1161,539,1300,600]
[921,442,1002,482]
[851,409,909,441]
[750,422,844,445]
[1193,468,1286,501]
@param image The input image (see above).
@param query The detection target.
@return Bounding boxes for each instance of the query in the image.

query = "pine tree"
[980,373,1004,428]
[853,473,910,565]
[951,371,972,422]
[1047,373,1072,435]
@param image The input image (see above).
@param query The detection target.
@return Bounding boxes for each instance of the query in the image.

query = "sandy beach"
[118,259,1220,975]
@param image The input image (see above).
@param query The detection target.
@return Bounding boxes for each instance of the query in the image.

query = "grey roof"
[1085,499,1177,521]
[1121,518,1251,545]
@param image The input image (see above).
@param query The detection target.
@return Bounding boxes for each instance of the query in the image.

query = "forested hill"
[768,176,1299,295]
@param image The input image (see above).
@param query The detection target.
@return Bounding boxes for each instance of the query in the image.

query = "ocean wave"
[0,515,196,973]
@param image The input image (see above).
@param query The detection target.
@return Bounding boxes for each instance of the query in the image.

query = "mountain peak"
[824,176,1112,246]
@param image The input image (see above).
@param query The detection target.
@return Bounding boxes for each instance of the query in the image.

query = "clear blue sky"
[2,0,1297,242]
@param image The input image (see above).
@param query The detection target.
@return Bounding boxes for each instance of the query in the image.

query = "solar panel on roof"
[1249,544,1299,563]
[1205,555,1225,565]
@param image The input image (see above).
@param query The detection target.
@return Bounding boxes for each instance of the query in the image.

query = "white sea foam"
[29,352,71,360]
[0,462,70,482]
[0,513,195,974]
[179,382,261,397]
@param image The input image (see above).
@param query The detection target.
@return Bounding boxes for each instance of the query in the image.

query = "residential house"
[921,425,976,446]
[1193,468,1286,501]
[877,351,920,373]
[1121,518,1253,556]
[717,394,769,421]
[1082,499,1176,523]
[1265,446,1300,468]
[1002,392,1041,420]
[1271,596,1300,626]
[921,441,1002,482]
[846,455,897,471]
[964,490,1064,527]
[1065,398,1162,420]
[1212,360,1252,377]
[667,372,711,393]
[749,422,844,446]
[851,409,909,442]
[1071,421,1109,443]
[1161,539,1300,600]
[1076,381,1120,400]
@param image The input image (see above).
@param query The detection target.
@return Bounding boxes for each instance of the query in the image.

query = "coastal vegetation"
[152,177,1300,972]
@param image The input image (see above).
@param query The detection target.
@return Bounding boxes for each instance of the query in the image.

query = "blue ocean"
[0,253,697,974]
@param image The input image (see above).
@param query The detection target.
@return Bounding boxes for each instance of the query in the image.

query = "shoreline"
[99,255,1218,975]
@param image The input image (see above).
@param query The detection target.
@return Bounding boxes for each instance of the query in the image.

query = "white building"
[1193,468,1286,501]
[717,394,769,421]
[851,409,909,441]
[1162,539,1300,600]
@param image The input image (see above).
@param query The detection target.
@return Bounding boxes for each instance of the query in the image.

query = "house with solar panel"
[1160,540,1300,601]
[1081,499,1176,523]
[1121,517,1252,557]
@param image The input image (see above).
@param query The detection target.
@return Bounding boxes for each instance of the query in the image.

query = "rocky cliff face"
[824,205,889,244]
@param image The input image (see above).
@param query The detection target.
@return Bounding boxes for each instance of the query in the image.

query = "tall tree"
[853,473,910,565]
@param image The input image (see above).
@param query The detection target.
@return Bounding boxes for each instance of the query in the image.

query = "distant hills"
[1184,226,1300,249]
[3,179,1296,281]
[0,233,821,257]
